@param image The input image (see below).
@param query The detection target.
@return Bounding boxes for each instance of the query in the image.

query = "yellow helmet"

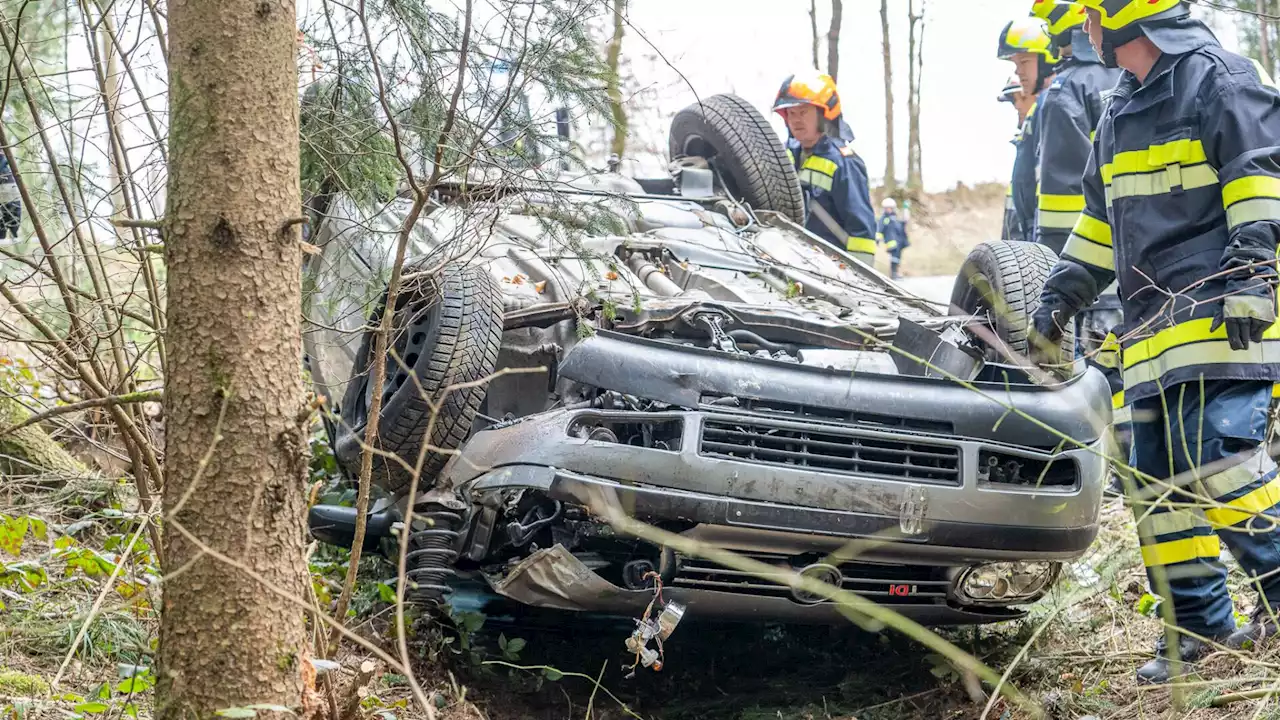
[997,17,1058,61]
[1077,0,1187,32]
[1031,1,1087,44]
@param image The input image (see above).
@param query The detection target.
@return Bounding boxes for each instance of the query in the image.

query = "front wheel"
[950,240,1073,361]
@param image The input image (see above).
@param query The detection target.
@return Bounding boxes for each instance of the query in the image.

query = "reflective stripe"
[1107,163,1218,203]
[1201,448,1278,499]
[1137,509,1209,537]
[1038,209,1080,229]
[1111,391,1125,410]
[876,232,885,241]
[1123,317,1280,367]
[1101,138,1208,184]
[1039,193,1086,212]
[1071,213,1112,247]
[1005,185,1013,197]
[847,236,877,255]
[1113,404,1132,424]
[798,169,833,191]
[1206,475,1280,527]
[1123,338,1280,388]
[1141,535,1221,567]
[1222,175,1280,207]
[1226,197,1280,228]
[802,155,839,177]
[1273,383,1280,398]
[786,148,795,164]
[1062,233,1115,270]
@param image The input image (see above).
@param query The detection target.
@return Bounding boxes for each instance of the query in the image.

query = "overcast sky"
[618,0,1240,192]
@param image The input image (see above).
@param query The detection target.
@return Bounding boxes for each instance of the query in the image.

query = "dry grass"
[869,182,1008,278]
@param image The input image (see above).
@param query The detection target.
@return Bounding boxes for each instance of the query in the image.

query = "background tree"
[907,0,927,193]
[810,0,820,70]
[826,0,843,82]
[158,0,310,717]
[606,0,628,159]
[1223,0,1278,78]
[881,0,897,193]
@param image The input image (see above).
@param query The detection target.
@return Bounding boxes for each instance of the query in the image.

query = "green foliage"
[0,669,51,697]
[300,77,401,204]
[1135,592,1159,617]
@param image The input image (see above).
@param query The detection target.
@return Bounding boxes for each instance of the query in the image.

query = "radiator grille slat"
[672,554,950,605]
[700,418,961,484]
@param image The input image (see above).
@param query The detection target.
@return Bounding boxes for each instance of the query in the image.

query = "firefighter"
[1030,0,1121,256]
[773,72,878,267]
[1031,0,1280,683]
[1031,0,1130,495]
[998,76,1036,242]
[878,197,909,279]
[998,17,1060,245]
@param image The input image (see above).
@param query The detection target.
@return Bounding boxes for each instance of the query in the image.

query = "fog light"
[955,561,1060,606]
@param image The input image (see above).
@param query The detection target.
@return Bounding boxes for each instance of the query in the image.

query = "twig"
[979,604,1066,719]
[0,390,161,436]
[584,659,607,720]
[482,662,642,720]
[1213,688,1280,707]
[342,660,379,720]
[112,218,164,230]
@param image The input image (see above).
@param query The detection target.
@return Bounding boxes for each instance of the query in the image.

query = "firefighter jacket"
[787,135,878,256]
[1037,29,1280,404]
[1011,99,1042,243]
[1034,55,1122,256]
[878,212,909,254]
[1002,130,1026,242]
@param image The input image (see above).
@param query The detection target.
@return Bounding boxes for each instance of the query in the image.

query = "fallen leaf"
[534,281,547,294]
[605,271,619,281]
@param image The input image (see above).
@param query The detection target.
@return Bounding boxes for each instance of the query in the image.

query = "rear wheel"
[950,240,1072,359]
[668,93,805,222]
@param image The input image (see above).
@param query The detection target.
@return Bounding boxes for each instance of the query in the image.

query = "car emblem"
[899,484,928,536]
[792,563,843,605]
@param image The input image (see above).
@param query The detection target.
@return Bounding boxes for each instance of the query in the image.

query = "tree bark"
[1262,13,1272,81]
[158,0,310,717]
[0,394,87,479]
[826,0,842,82]
[907,0,926,193]
[880,0,896,193]
[809,0,820,70]
[606,0,627,159]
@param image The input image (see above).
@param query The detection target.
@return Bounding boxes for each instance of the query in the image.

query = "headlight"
[954,561,1060,606]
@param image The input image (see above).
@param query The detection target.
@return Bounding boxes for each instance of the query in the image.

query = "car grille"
[700,417,961,484]
[699,395,954,434]
[672,553,950,605]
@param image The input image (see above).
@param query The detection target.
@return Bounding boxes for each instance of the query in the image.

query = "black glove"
[0,200,20,238]
[1029,304,1070,369]
[1210,294,1274,350]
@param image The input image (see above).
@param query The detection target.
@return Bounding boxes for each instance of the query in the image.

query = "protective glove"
[0,200,21,239]
[1028,303,1070,370]
[1211,294,1275,351]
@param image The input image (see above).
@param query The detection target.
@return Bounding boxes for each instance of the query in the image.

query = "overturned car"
[303,94,1112,627]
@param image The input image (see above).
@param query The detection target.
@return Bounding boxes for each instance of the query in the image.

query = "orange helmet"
[772,72,842,121]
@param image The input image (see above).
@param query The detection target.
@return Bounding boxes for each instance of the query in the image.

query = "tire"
[668,93,805,222]
[335,264,504,494]
[950,240,1073,358]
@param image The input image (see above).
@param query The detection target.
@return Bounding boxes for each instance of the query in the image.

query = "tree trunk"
[826,0,842,82]
[158,0,310,717]
[809,0,820,70]
[0,394,87,479]
[880,0,896,193]
[907,0,926,193]
[1262,13,1272,80]
[606,0,627,159]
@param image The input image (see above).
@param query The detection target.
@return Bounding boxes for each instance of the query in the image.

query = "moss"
[0,669,51,697]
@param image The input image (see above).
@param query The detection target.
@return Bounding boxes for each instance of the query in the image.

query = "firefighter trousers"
[1130,379,1280,636]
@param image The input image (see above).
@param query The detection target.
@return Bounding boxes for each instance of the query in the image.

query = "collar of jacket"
[1142,17,1219,57]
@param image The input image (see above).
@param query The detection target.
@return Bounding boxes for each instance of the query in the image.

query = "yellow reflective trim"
[1101,139,1208,184]
[1137,509,1209,537]
[1111,391,1125,410]
[1038,209,1080,229]
[847,236,877,255]
[799,169,833,191]
[1123,338,1280,389]
[1206,475,1280,528]
[1113,404,1132,424]
[1227,197,1280,228]
[1005,185,1013,197]
[1123,317,1280,366]
[787,148,795,164]
[802,155,838,177]
[1108,164,1218,202]
[1071,213,1112,247]
[1201,448,1278,499]
[1273,383,1280,398]
[1222,175,1280,207]
[1039,193,1086,212]
[1141,534,1221,568]
[1062,233,1115,270]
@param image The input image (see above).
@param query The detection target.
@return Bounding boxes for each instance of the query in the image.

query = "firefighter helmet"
[997,75,1022,103]
[1031,1,1087,46]
[997,17,1056,61]
[773,72,842,121]
[1076,0,1191,67]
